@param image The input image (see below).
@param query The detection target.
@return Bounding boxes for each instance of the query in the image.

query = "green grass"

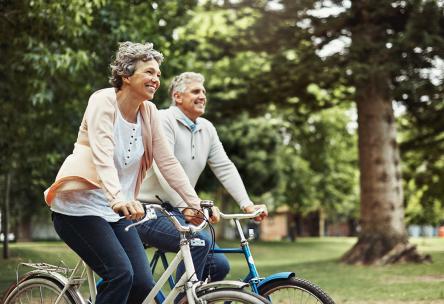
[1,237,444,303]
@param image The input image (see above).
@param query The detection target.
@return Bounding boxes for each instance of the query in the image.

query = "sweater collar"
[170,106,202,133]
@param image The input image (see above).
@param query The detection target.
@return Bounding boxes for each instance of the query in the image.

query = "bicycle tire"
[258,277,335,304]
[187,288,270,303]
[95,279,162,304]
[3,276,80,304]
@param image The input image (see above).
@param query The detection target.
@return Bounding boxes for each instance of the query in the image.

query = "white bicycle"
[2,201,270,304]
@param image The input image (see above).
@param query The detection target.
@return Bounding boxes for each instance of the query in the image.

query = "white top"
[51,110,144,222]
[138,106,253,209]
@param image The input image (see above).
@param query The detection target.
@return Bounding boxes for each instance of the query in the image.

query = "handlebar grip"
[200,200,214,209]
[201,200,214,218]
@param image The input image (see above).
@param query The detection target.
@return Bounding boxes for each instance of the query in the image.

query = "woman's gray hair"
[168,72,205,105]
[109,41,164,90]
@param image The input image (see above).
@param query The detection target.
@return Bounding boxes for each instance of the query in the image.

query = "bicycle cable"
[176,205,216,284]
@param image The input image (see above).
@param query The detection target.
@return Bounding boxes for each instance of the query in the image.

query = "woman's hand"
[112,200,145,221]
[182,208,204,225]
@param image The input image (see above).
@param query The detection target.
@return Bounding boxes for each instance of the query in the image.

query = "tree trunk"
[17,217,33,241]
[341,87,430,264]
[318,208,325,237]
[2,173,11,259]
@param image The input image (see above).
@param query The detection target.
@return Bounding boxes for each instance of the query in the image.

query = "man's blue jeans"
[53,212,155,304]
[136,208,230,282]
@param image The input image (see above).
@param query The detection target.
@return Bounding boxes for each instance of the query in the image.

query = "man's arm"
[207,124,254,207]
[207,123,268,220]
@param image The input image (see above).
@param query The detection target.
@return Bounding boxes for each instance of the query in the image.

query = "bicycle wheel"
[258,277,335,304]
[95,279,162,304]
[195,288,270,303]
[3,276,80,304]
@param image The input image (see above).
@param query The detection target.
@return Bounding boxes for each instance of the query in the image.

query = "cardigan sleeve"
[150,111,188,208]
[85,90,125,207]
[149,104,201,209]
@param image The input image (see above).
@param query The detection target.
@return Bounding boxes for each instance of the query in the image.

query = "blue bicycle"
[149,209,335,304]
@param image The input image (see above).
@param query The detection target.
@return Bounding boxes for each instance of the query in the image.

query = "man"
[137,72,268,282]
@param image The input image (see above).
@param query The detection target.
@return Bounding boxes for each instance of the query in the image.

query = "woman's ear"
[122,76,130,85]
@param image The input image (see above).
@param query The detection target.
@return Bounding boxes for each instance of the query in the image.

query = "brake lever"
[124,206,157,231]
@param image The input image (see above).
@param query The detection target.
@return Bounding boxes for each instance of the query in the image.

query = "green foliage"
[403,146,444,225]
[195,0,444,226]
[2,0,442,234]
[166,3,358,218]
[0,0,106,225]
[0,0,199,232]
[203,104,358,219]
[299,105,358,218]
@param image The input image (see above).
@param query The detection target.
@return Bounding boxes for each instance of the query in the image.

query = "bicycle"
[2,201,270,304]
[147,208,335,304]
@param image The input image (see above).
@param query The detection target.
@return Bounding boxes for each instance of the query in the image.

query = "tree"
[194,0,443,263]
[338,0,441,264]
[195,103,358,238]
[0,0,199,243]
[0,0,106,242]
[177,2,358,235]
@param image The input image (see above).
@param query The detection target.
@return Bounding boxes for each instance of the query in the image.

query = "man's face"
[175,81,206,121]
[126,59,161,100]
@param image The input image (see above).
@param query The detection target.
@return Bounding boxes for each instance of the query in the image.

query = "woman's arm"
[85,90,125,207]
[149,105,201,210]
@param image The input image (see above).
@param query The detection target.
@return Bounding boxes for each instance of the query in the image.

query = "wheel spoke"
[261,277,335,304]
[4,277,76,304]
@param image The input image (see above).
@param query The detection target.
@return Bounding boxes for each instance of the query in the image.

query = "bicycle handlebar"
[124,201,213,233]
[219,208,265,220]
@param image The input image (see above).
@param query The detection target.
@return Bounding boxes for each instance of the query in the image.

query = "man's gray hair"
[168,72,205,105]
[109,41,164,90]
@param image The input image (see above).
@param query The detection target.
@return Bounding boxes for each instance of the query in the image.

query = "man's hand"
[209,206,220,224]
[243,204,268,222]
[112,200,145,221]
[183,208,204,225]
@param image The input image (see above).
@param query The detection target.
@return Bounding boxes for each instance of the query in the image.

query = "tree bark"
[341,0,431,265]
[17,216,33,241]
[341,86,430,264]
[2,173,11,259]
[318,208,325,237]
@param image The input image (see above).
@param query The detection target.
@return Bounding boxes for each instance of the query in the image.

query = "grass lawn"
[1,237,443,303]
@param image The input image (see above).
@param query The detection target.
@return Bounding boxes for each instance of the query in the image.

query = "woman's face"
[126,59,161,100]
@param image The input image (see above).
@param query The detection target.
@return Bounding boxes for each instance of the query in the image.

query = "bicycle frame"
[149,214,294,296]
[144,229,201,304]
[95,203,251,304]
[6,204,263,304]
[214,218,294,292]
[11,233,206,304]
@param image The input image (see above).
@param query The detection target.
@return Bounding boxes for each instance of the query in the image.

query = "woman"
[44,42,204,304]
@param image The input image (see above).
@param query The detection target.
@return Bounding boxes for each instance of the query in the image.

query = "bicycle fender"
[197,280,250,292]
[257,272,295,289]
[19,270,86,304]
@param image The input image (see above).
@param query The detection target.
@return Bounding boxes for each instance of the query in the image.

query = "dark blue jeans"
[136,208,230,282]
[53,212,155,304]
